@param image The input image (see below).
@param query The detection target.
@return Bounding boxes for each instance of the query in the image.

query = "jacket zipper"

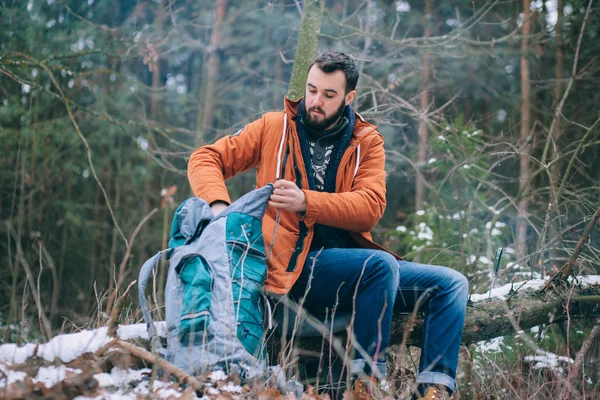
[285,128,372,273]
[287,134,307,272]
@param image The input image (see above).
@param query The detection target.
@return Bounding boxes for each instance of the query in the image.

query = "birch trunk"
[287,0,325,101]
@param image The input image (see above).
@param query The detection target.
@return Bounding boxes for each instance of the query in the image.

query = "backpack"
[138,184,274,378]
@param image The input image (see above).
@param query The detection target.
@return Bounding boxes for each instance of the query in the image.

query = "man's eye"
[325,94,334,99]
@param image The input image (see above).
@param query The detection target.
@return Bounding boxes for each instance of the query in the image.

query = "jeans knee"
[449,270,469,303]
[369,251,400,293]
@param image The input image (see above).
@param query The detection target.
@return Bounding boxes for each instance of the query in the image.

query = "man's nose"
[311,93,324,107]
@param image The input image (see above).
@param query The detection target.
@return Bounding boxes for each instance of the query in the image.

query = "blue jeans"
[290,248,468,392]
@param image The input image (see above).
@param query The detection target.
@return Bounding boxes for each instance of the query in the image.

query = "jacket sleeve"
[187,116,265,205]
[298,134,387,232]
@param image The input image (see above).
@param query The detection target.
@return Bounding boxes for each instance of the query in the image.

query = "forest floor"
[1,277,599,399]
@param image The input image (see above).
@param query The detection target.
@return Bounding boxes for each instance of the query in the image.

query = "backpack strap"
[138,249,172,350]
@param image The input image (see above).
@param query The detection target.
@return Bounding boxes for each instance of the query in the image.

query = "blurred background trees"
[1,0,599,395]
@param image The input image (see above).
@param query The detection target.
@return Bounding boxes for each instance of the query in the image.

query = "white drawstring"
[275,113,287,181]
[353,144,361,179]
[269,113,287,262]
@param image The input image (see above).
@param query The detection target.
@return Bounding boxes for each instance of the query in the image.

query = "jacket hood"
[284,96,378,139]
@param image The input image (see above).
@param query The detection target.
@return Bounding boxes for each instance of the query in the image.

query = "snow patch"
[0,323,165,364]
[221,382,243,393]
[471,275,600,302]
[92,372,115,387]
[524,349,573,372]
[478,256,492,265]
[36,366,82,388]
[209,370,227,382]
[0,364,28,386]
[471,279,547,302]
[478,336,503,352]
[107,366,150,387]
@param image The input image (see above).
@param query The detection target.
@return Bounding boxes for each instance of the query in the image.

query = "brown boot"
[412,384,450,400]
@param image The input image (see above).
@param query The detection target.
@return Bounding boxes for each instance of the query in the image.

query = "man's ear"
[345,90,356,105]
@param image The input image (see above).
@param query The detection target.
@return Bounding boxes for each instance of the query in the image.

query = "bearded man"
[188,50,468,400]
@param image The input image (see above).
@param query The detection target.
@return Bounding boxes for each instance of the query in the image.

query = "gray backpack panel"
[139,184,274,378]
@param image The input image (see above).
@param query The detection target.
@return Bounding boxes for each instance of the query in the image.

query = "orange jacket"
[188,97,400,294]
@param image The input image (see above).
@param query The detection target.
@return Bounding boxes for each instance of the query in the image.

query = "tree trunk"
[549,0,564,264]
[358,1,374,78]
[287,0,325,101]
[7,139,25,340]
[108,171,121,295]
[274,49,283,106]
[196,0,227,145]
[516,0,532,260]
[141,0,167,265]
[55,181,71,320]
[27,92,39,234]
[107,11,122,297]
[415,0,432,212]
[194,48,209,148]
[86,185,101,312]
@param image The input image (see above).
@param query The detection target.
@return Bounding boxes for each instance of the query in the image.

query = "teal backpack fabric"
[138,184,274,377]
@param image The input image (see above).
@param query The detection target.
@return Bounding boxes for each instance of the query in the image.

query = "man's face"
[303,65,356,131]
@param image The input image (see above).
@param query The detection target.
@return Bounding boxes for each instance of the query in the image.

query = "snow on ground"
[71,367,243,399]
[470,275,600,302]
[0,363,27,386]
[0,323,249,399]
[524,349,574,373]
[470,278,548,302]
[0,363,84,391]
[0,322,173,398]
[36,365,82,388]
[0,322,166,365]
[1,277,598,398]
[77,367,197,400]
[472,276,598,374]
[477,336,504,352]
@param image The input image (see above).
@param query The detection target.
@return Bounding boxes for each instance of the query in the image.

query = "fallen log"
[295,281,600,352]
[401,285,600,346]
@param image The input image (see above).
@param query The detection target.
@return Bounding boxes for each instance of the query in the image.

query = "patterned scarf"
[296,99,356,193]
[296,99,358,250]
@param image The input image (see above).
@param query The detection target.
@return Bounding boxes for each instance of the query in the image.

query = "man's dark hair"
[309,50,359,93]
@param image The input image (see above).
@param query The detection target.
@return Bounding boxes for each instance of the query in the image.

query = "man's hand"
[269,179,307,212]
[210,201,228,217]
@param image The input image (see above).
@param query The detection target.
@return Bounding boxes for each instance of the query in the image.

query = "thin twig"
[105,208,159,314]
[6,222,53,341]
[562,320,600,399]
[107,280,137,337]
[542,205,600,291]
[114,340,205,392]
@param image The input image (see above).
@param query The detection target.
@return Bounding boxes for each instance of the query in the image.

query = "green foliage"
[386,116,514,292]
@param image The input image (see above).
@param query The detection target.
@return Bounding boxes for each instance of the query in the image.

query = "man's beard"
[303,99,346,131]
